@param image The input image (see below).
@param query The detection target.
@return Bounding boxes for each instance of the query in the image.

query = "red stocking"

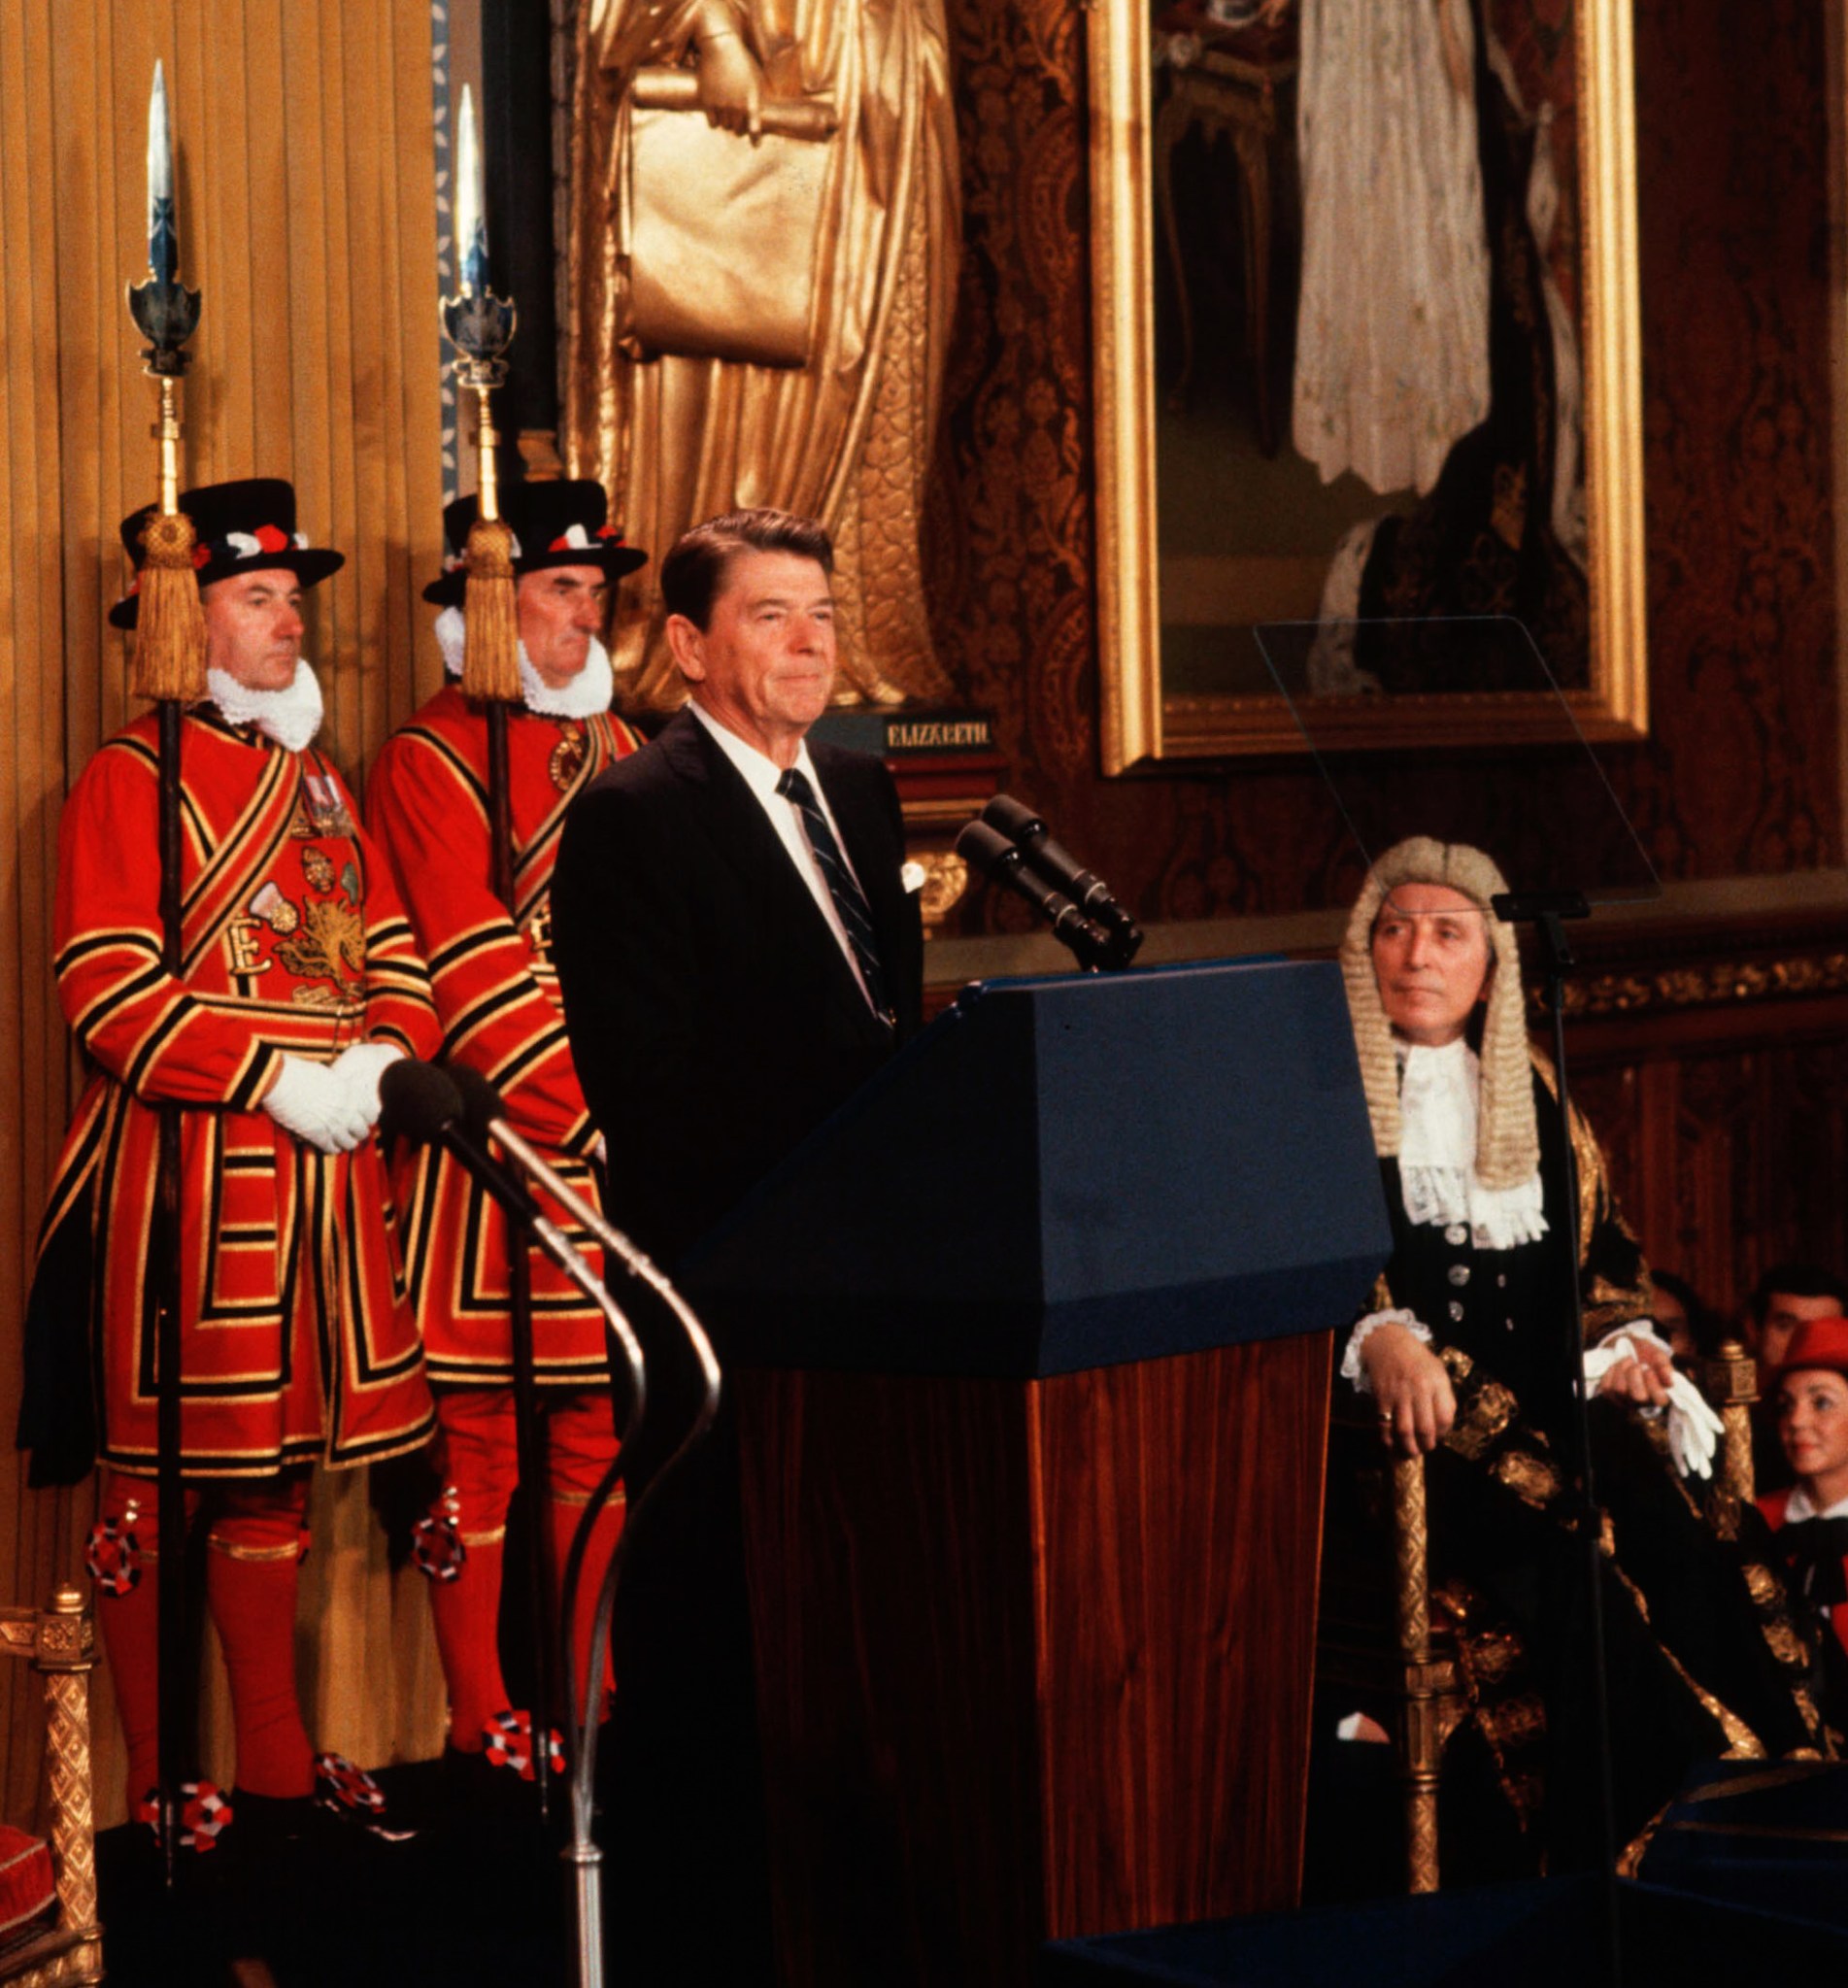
[429,1390,519,1751]
[205,1476,315,1800]
[548,1393,624,1724]
[90,1471,182,1802]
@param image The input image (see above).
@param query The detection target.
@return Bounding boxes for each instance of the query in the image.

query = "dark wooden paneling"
[1563,968,1848,1323]
[735,1334,1330,1986]
[1033,1331,1331,1934]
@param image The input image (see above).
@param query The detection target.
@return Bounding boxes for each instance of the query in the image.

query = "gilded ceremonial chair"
[0,1586,103,1986]
[1700,1337,1760,1510]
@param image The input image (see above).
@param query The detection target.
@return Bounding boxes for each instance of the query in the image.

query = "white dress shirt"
[688,700,878,1011]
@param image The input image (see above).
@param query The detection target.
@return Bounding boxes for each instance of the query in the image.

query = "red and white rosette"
[314,1751,386,1817]
[481,1709,564,1782]
[84,1502,144,1599]
[136,1780,234,1852]
[411,1486,467,1583]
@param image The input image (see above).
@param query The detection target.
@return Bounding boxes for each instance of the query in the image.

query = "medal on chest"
[549,720,588,794]
[297,766,356,838]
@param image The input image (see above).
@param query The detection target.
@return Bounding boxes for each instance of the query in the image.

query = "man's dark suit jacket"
[551,704,924,1269]
[549,706,924,1985]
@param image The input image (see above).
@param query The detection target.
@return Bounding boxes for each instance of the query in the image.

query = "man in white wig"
[1338,837,1831,1865]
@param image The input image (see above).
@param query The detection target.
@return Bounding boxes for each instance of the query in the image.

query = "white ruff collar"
[434,605,615,721]
[206,658,323,753]
[1395,1038,1549,1251]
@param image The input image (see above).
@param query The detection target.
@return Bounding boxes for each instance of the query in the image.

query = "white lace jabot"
[1396,1038,1548,1251]
[433,604,616,721]
[206,657,323,754]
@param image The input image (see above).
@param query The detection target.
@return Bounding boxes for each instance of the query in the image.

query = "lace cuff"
[1341,1309,1429,1395]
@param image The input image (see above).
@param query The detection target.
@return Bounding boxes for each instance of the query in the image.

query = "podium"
[685,959,1391,1987]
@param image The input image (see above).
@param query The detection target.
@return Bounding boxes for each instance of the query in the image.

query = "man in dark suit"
[552,505,924,1267]
[551,507,924,1986]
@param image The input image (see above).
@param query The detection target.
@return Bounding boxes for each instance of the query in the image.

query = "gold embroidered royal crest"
[549,721,588,793]
[275,894,365,994]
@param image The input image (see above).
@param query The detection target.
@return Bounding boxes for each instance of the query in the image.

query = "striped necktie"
[776,764,890,1023]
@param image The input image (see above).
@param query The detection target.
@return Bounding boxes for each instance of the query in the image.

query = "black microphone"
[956,821,1120,971]
[981,794,1144,965]
[379,1059,537,1223]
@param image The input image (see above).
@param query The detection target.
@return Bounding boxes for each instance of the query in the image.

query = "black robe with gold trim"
[1361,1059,1831,1862]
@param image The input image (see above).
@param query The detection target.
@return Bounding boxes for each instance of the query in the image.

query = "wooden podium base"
[734,1330,1333,1987]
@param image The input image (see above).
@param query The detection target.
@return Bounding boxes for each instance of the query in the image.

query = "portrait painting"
[1090,0,1647,765]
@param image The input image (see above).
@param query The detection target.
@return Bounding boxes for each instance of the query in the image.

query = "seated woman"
[1339,837,1831,1865]
[1757,1317,1848,1718]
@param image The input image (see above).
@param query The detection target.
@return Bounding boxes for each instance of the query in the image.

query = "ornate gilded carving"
[1553,952,1848,1021]
[566,0,961,709]
[44,1669,96,1940]
[913,851,971,933]
[0,1586,104,1982]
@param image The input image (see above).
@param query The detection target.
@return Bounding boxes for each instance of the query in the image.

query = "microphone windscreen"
[981,793,1043,844]
[956,819,1017,875]
[379,1059,465,1145]
[448,1061,509,1143]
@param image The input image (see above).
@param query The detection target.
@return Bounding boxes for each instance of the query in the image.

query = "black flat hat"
[109,478,345,631]
[422,479,648,608]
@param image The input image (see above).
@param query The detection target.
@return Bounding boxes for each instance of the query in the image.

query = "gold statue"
[567,0,960,708]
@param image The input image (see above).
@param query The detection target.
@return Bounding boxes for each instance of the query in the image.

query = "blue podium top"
[684,957,1392,1379]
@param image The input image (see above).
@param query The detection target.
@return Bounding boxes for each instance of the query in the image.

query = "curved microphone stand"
[479,1112,722,1988]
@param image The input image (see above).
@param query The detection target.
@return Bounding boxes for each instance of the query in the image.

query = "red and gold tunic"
[28,709,441,1480]
[366,687,640,1387]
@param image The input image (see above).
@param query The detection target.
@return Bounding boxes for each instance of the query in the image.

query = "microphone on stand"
[440,1062,722,1945]
[980,794,1144,966]
[380,1061,648,1436]
[954,820,1129,972]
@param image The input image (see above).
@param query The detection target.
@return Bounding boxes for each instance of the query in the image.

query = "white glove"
[329,1041,403,1135]
[1582,1327,1726,1480]
[262,1054,373,1156]
[1662,1369,1726,1480]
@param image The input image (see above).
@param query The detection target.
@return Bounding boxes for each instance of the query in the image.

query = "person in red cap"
[366,479,645,1790]
[1758,1314,1848,1693]
[19,478,441,1849]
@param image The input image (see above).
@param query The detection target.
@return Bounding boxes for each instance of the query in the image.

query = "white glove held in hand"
[263,1053,372,1155]
[1581,1327,1726,1480]
[329,1041,403,1132]
[1662,1372,1726,1480]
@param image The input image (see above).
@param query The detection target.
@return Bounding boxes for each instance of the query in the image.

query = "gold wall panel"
[0,0,450,1827]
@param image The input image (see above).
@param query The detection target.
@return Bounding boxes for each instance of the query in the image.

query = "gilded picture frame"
[1090,1,1648,771]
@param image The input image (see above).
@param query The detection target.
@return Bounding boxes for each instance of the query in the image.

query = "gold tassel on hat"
[130,508,208,704]
[461,514,521,703]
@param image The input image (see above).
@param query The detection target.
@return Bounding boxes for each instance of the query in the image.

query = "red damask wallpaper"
[925,0,1840,931]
